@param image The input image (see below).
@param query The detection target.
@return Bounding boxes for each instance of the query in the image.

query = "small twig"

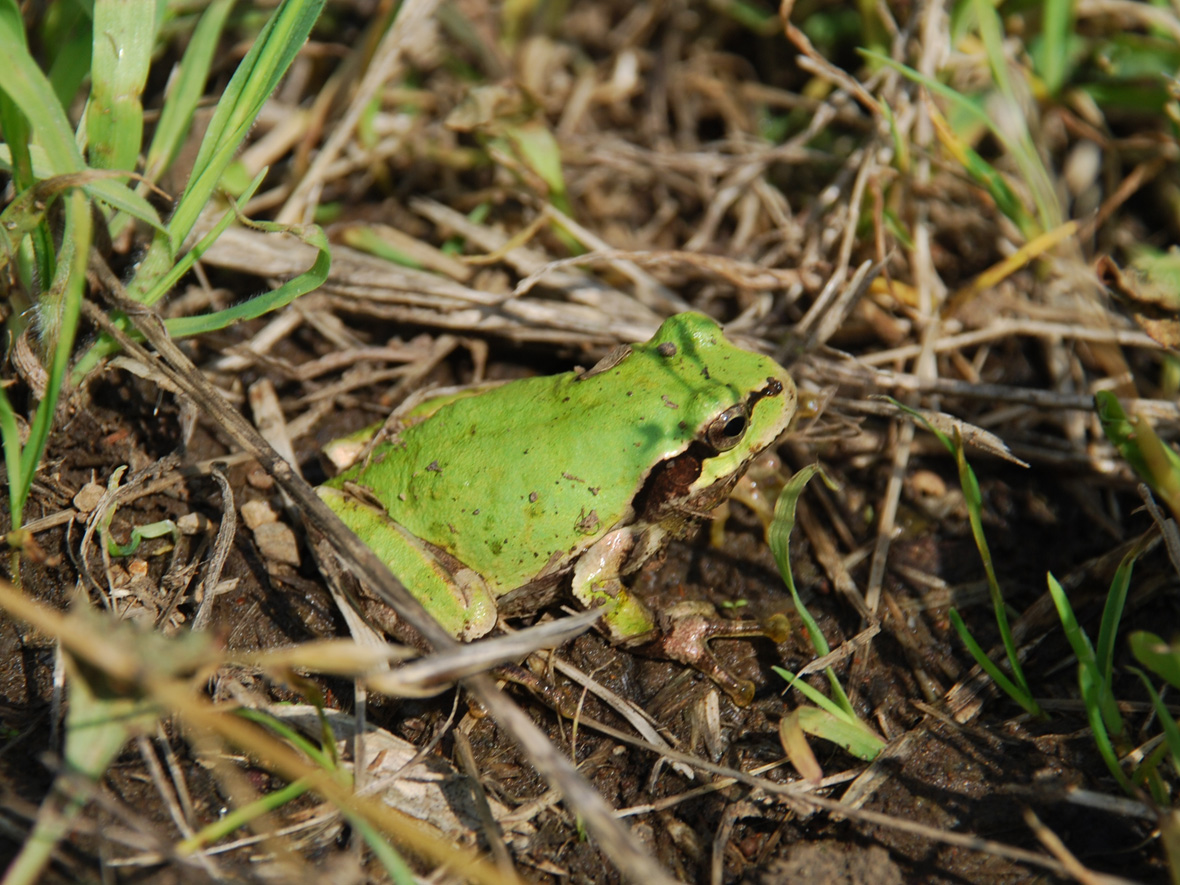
[191,464,235,632]
[453,730,516,879]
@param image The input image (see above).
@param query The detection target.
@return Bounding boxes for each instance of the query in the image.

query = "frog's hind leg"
[573,529,790,707]
[654,603,791,707]
[317,486,498,641]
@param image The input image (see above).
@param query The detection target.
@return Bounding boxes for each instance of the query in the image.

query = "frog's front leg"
[572,530,790,707]
[318,486,499,641]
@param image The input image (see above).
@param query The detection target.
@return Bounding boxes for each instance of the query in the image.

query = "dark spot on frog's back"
[576,509,600,533]
[657,342,677,357]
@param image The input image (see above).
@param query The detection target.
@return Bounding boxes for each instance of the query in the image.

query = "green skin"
[319,313,797,697]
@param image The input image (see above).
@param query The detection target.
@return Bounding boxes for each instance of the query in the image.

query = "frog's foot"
[651,601,790,707]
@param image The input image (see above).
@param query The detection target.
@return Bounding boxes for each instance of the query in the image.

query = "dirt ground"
[2,1,1178,883]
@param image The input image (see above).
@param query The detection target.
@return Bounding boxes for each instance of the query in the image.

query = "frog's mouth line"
[631,441,748,531]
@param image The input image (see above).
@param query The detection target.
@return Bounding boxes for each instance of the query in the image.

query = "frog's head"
[631,312,797,520]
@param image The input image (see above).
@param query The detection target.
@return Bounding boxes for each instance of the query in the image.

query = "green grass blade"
[0,0,57,289]
[144,0,234,184]
[169,0,325,250]
[1129,631,1180,691]
[127,0,324,303]
[0,5,158,226]
[768,464,858,719]
[0,0,79,176]
[105,519,178,557]
[968,0,1060,230]
[953,436,1031,694]
[348,814,419,885]
[0,391,25,528]
[948,608,1041,716]
[11,191,92,526]
[1095,390,1180,521]
[1079,662,1132,792]
[1095,537,1149,687]
[43,2,92,110]
[929,103,1033,233]
[773,667,855,722]
[1036,0,1075,95]
[1128,667,1180,778]
[136,169,270,309]
[1047,572,1123,737]
[0,7,163,233]
[861,47,1059,233]
[0,97,50,289]
[234,708,339,771]
[3,646,158,885]
[165,221,330,337]
[87,0,158,172]
[178,778,311,856]
[0,171,140,275]
[74,172,329,381]
[794,705,884,762]
[769,464,831,656]
[889,398,1038,706]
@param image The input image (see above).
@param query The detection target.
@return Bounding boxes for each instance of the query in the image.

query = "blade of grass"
[0,170,140,277]
[1095,390,1180,521]
[164,221,331,337]
[163,0,324,254]
[73,170,330,380]
[889,398,1041,715]
[1130,631,1180,691]
[43,1,91,110]
[1035,0,1075,95]
[87,0,158,173]
[772,666,857,722]
[1047,573,1123,738]
[954,433,1038,706]
[0,0,55,290]
[2,642,160,885]
[795,705,883,761]
[2,190,92,529]
[926,100,1032,234]
[968,0,1060,229]
[0,1,162,229]
[143,0,234,185]
[768,464,858,720]
[1096,538,1149,687]
[1128,667,1180,778]
[862,46,1058,233]
[1078,662,1132,792]
[948,608,1041,716]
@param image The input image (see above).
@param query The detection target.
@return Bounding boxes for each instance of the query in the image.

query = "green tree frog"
[318,312,796,705]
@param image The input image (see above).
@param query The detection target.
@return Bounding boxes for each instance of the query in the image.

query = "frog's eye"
[705,404,748,451]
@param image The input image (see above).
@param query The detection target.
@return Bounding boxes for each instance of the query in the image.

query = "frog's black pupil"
[724,417,746,437]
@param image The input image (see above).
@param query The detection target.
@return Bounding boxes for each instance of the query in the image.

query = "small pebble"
[252,521,301,567]
[240,499,278,530]
[246,467,275,490]
[72,483,106,513]
[177,512,213,535]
